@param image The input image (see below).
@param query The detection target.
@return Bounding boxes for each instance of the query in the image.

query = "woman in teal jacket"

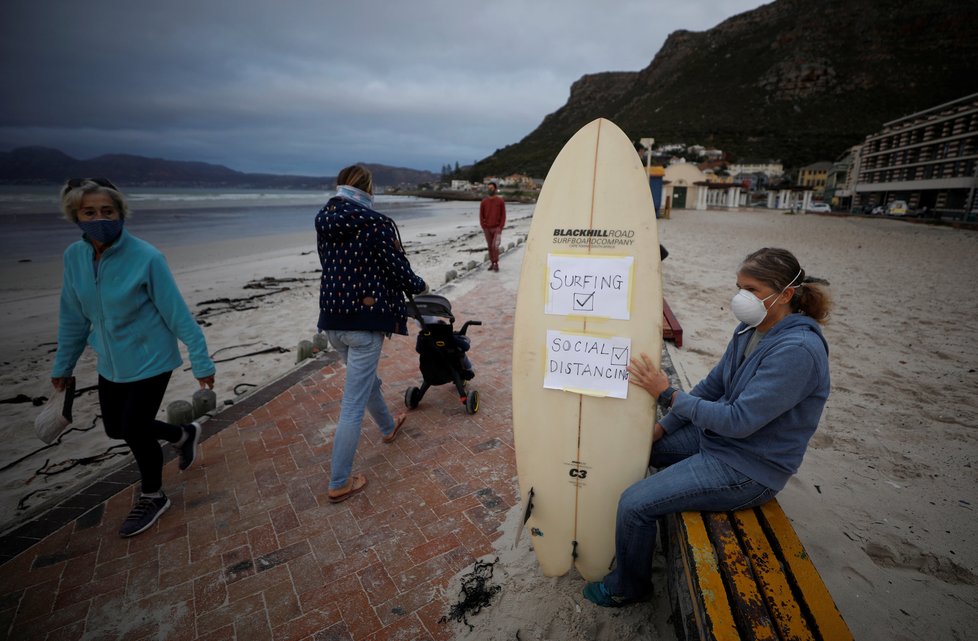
[51,178,216,538]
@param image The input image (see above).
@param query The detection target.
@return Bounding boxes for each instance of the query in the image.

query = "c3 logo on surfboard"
[551,228,635,249]
[565,460,592,485]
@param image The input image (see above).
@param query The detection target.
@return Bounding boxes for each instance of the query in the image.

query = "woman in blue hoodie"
[52,178,216,538]
[584,247,832,607]
[316,165,427,503]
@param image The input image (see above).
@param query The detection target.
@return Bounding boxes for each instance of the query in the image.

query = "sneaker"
[176,421,201,471]
[119,493,171,537]
[582,581,631,608]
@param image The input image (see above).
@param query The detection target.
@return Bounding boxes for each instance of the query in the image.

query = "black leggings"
[98,371,183,494]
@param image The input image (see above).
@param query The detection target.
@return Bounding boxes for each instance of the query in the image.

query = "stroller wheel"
[465,389,480,414]
[405,386,422,409]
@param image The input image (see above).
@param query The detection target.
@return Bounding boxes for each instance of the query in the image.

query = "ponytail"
[794,278,832,324]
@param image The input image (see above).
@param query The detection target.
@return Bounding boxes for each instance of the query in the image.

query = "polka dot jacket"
[316,196,427,335]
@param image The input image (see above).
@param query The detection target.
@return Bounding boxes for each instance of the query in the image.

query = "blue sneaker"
[583,581,630,608]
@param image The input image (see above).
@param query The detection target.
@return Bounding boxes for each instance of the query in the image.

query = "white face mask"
[731,269,802,331]
[730,289,777,329]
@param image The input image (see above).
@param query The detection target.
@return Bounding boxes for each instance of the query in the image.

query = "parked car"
[888,200,910,215]
[871,205,886,215]
[808,203,831,213]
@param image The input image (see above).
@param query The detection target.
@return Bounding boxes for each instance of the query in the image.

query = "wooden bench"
[663,298,684,348]
[662,501,853,641]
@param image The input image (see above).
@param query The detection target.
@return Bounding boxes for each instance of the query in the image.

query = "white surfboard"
[512,118,662,580]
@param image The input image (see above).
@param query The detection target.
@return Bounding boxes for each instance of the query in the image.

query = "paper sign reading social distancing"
[545,254,633,320]
[544,330,631,399]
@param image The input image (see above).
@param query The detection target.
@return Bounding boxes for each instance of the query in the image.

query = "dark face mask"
[77,218,124,244]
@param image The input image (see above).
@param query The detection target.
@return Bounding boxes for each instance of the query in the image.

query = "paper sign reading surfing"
[544,330,631,398]
[545,254,634,320]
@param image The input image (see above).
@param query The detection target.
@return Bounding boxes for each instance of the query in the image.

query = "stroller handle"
[458,320,482,336]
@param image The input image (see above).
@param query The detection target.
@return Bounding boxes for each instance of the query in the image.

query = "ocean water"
[0,186,443,261]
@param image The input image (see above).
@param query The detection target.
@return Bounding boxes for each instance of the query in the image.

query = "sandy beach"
[1,201,977,640]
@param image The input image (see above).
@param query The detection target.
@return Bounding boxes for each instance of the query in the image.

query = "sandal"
[382,414,407,444]
[328,474,368,503]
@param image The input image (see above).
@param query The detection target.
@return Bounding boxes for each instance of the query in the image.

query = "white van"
[888,200,909,215]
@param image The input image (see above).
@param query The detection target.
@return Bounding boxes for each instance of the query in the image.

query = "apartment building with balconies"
[854,92,978,220]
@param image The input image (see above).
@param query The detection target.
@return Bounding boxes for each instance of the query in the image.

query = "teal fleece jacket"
[659,314,830,491]
[52,230,215,383]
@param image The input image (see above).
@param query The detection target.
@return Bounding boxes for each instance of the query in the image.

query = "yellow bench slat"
[679,512,741,641]
[705,513,779,641]
[732,509,817,641]
[758,501,855,641]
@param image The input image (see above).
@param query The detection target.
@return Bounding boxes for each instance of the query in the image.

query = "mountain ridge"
[471,0,978,177]
[0,147,438,188]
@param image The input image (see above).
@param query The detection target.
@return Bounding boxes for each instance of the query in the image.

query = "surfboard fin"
[513,487,535,549]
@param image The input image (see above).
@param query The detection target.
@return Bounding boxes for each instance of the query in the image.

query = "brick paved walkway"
[0,257,522,641]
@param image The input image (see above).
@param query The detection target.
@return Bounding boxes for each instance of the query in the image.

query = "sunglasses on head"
[62,177,119,194]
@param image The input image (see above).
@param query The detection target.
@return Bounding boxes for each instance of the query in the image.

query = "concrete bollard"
[166,400,194,426]
[312,332,330,352]
[445,269,457,283]
[296,339,314,363]
[192,388,217,418]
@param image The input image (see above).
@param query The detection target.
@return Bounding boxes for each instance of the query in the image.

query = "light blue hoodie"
[659,313,830,491]
[52,230,215,383]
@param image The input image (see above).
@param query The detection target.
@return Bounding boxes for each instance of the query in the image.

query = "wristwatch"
[658,386,677,411]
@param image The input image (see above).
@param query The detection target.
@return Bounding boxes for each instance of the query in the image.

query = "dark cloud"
[0,0,763,174]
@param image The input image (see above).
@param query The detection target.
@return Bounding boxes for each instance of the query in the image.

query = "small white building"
[663,163,708,210]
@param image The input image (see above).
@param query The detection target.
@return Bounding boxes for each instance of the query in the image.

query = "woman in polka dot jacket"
[316,164,427,503]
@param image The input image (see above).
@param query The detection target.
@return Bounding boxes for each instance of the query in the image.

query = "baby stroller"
[404,294,482,414]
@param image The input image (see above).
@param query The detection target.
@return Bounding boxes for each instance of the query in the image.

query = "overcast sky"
[1,0,765,176]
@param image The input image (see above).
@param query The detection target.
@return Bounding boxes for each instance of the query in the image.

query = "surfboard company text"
[551,228,635,248]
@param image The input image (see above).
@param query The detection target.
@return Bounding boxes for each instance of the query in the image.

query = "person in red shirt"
[479,181,506,272]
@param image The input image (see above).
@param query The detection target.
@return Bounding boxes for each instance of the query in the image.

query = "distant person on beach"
[51,178,216,538]
[583,247,832,607]
[479,181,506,272]
[316,164,428,503]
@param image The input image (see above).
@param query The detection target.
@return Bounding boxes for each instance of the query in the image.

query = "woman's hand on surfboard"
[627,352,670,398]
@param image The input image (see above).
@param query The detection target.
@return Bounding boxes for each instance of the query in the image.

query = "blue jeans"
[326,330,397,490]
[602,424,777,599]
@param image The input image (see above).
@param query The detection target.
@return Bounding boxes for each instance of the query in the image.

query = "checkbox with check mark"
[573,291,595,311]
[611,346,629,366]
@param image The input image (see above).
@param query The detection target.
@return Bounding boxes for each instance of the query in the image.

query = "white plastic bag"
[34,378,75,444]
